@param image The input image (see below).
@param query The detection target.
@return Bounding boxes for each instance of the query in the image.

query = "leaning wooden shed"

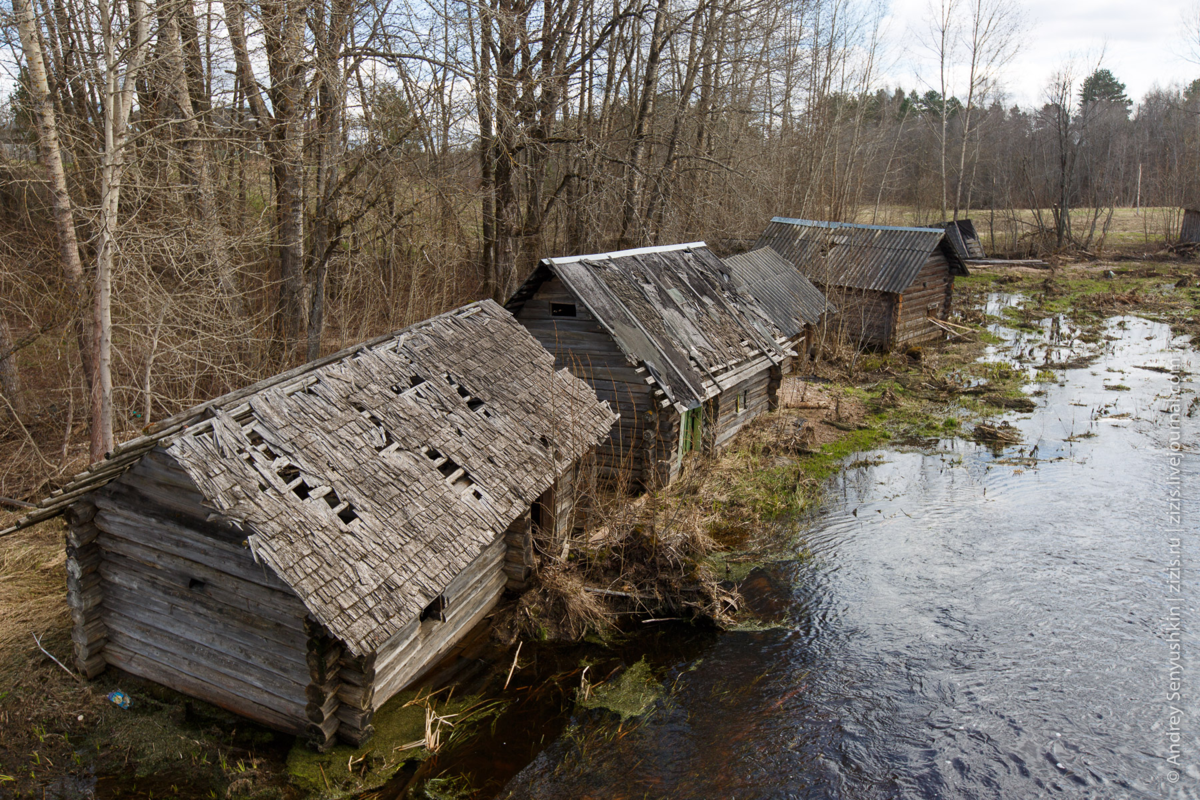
[506,243,802,489]
[942,218,986,260]
[721,247,836,360]
[754,218,969,349]
[1180,209,1200,243]
[2,300,616,750]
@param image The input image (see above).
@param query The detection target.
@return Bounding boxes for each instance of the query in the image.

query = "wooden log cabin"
[506,242,819,489]
[754,218,969,350]
[1,301,616,750]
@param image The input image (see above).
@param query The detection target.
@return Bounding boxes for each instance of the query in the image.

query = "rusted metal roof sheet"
[507,243,790,409]
[721,247,834,336]
[754,217,967,295]
[3,301,617,655]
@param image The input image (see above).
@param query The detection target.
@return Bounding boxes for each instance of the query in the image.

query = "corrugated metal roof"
[507,243,789,408]
[721,247,834,336]
[754,217,967,294]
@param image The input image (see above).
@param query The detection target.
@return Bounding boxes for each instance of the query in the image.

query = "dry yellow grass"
[858,205,1182,250]
[0,516,69,676]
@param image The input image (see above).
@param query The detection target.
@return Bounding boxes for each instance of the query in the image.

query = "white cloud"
[879,0,1197,107]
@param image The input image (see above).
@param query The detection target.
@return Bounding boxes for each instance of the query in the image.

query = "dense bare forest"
[0,0,1197,499]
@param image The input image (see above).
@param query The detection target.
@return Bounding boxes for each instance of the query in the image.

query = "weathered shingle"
[507,243,789,408]
[7,301,617,655]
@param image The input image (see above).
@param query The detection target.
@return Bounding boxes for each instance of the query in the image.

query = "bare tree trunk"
[161,3,244,319]
[618,0,669,248]
[13,0,94,389]
[91,0,150,460]
[0,314,23,417]
[307,0,351,361]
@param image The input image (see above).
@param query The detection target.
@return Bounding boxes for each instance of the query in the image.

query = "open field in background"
[859,206,1183,253]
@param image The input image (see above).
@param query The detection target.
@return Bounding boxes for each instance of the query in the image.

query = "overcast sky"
[879,0,1199,109]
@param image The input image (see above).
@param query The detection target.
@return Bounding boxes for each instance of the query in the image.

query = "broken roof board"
[721,247,835,337]
[753,217,968,295]
[7,300,617,656]
[510,243,791,410]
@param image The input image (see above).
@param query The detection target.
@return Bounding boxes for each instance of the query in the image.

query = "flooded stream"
[485,309,1197,799]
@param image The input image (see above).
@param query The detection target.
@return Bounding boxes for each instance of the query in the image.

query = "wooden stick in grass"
[504,641,523,690]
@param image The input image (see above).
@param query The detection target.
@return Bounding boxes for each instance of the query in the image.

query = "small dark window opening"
[337,505,359,524]
[420,595,447,622]
[188,578,206,591]
[551,303,577,317]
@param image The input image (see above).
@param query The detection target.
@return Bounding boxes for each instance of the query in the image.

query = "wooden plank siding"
[894,252,955,346]
[515,277,658,487]
[370,534,508,709]
[91,462,313,736]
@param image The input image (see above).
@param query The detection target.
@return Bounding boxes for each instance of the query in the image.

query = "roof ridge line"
[769,216,945,234]
[543,241,707,265]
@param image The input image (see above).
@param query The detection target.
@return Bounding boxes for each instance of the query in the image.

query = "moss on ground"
[577,659,662,721]
[285,690,501,799]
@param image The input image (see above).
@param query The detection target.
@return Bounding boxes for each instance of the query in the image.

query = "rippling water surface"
[500,312,1198,800]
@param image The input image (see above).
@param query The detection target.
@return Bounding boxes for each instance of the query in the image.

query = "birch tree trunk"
[13,0,93,389]
[91,0,150,460]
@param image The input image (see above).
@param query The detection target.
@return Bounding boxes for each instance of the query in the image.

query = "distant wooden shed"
[942,218,986,260]
[754,218,969,349]
[1181,209,1200,243]
[2,301,616,750]
[506,243,813,489]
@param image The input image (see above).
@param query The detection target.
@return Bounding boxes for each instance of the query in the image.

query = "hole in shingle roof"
[291,480,313,500]
[420,595,446,622]
[467,398,484,411]
[337,505,359,524]
[323,488,341,508]
[436,457,460,479]
[277,464,300,483]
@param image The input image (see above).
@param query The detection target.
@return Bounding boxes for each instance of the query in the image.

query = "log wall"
[91,453,314,738]
[823,286,896,349]
[515,277,660,488]
[895,252,954,346]
[369,533,508,709]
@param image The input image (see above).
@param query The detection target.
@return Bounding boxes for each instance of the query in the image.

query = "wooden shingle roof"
[4,301,617,654]
[506,243,791,409]
[754,218,968,294]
